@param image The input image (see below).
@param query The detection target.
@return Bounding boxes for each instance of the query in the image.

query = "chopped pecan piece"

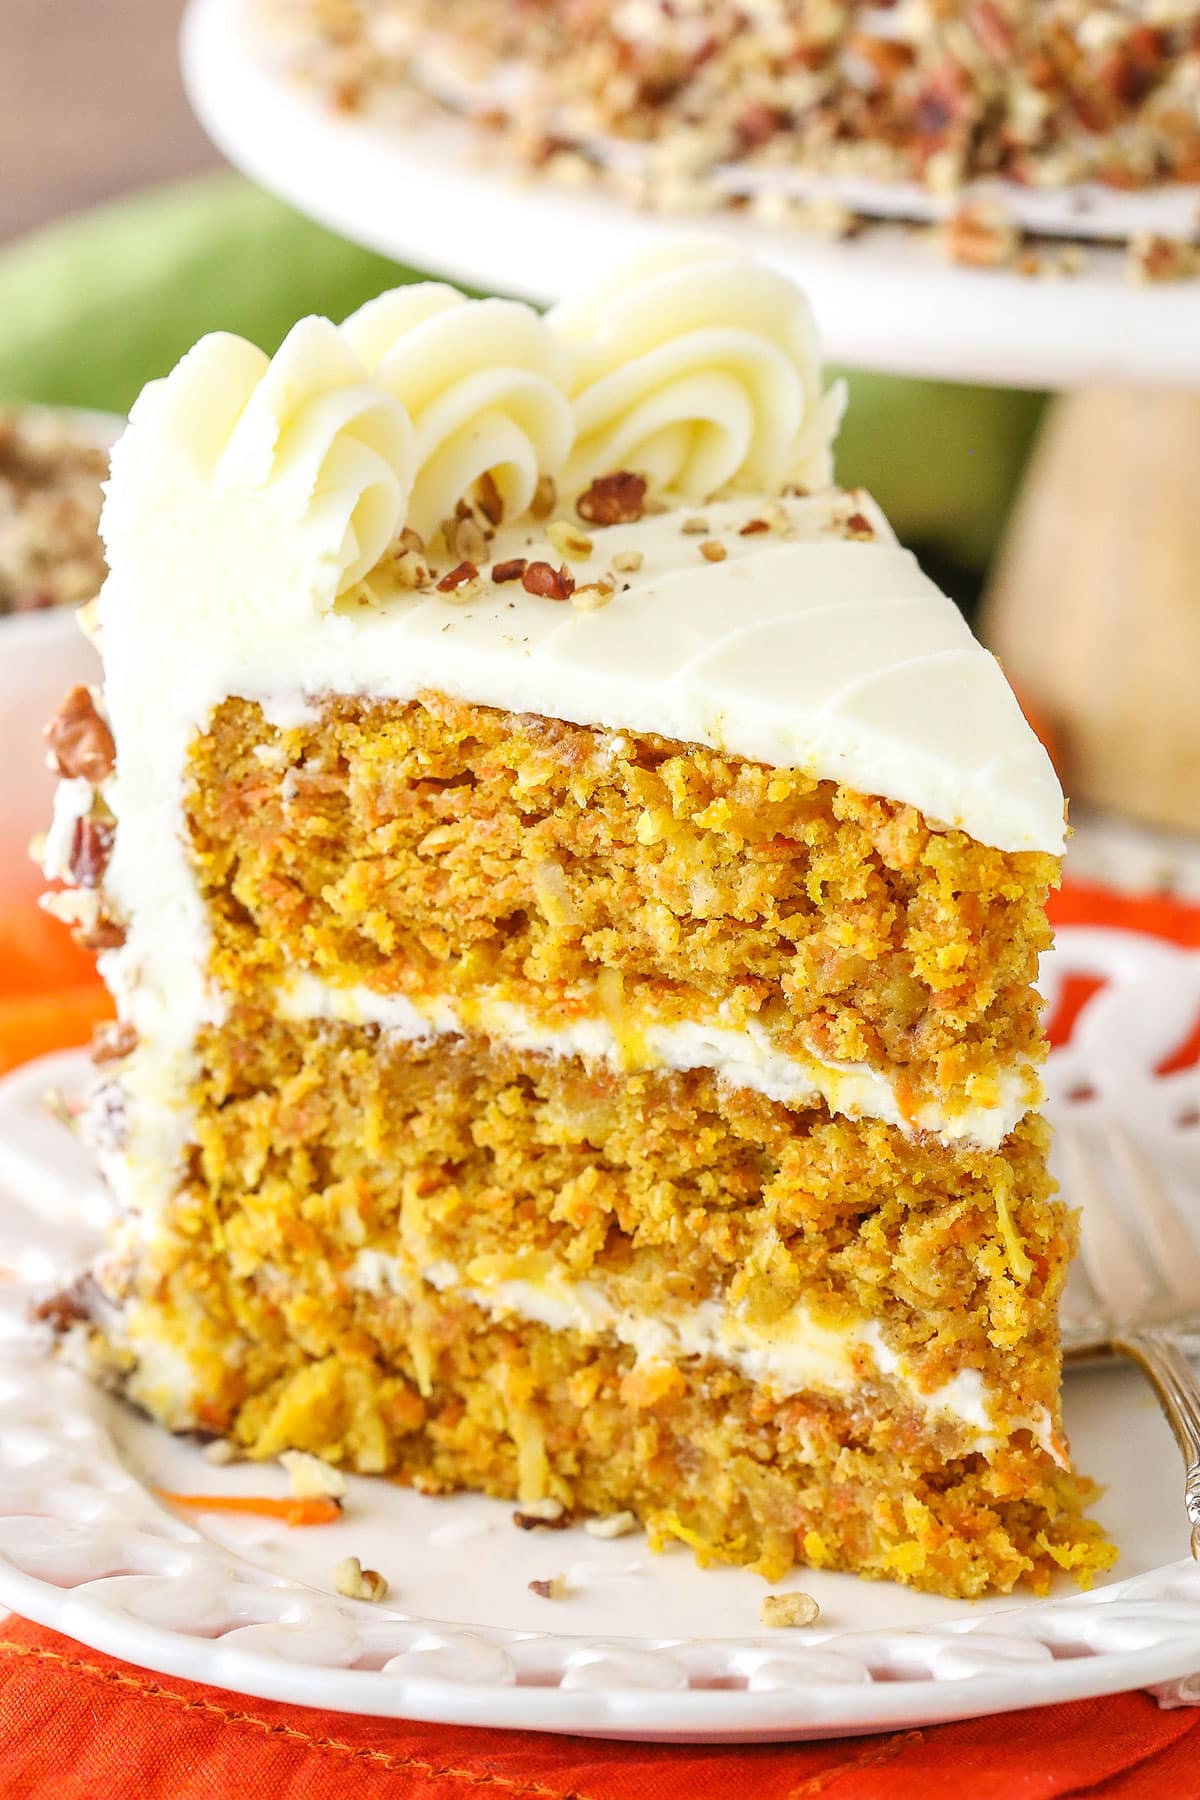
[45,686,115,783]
[436,560,480,593]
[576,471,647,527]
[522,561,575,601]
[69,816,114,888]
[475,469,504,527]
[80,916,126,951]
[513,1497,569,1529]
[739,518,769,536]
[31,1273,99,1333]
[92,1020,138,1064]
[492,558,528,584]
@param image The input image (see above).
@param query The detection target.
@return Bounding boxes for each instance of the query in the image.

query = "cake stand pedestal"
[981,389,1200,838]
[182,0,1200,839]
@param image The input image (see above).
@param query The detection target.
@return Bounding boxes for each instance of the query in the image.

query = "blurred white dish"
[0,406,118,879]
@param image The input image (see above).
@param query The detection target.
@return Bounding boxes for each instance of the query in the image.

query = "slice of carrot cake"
[42,242,1113,1597]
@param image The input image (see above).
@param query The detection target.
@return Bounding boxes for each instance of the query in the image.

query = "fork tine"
[1059,1121,1157,1324]
[1103,1120,1200,1306]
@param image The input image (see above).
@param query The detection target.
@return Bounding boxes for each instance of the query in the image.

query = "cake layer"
[184,692,1054,1139]
[99,1012,1072,1451]
[96,1251,1110,1598]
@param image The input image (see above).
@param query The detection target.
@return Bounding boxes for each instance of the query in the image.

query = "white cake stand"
[181,0,1200,392]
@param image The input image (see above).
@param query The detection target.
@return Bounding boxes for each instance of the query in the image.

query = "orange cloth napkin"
[1,877,1198,1797]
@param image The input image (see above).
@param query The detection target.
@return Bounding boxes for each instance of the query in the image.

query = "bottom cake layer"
[82,1267,1114,1599]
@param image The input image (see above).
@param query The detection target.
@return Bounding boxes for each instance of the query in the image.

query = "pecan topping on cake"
[522,561,575,601]
[69,815,115,888]
[576,472,647,527]
[45,686,116,783]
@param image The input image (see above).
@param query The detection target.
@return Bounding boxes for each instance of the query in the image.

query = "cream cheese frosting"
[274,972,1040,1149]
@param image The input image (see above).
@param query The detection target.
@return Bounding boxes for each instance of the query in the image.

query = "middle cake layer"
[115,1010,1074,1466]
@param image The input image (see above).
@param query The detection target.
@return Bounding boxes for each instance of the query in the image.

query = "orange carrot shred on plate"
[152,1489,343,1527]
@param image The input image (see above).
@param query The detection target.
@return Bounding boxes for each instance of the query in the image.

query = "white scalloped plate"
[181,0,1200,392]
[0,926,1199,1740]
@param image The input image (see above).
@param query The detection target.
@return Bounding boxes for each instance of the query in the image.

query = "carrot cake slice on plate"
[41,242,1113,1596]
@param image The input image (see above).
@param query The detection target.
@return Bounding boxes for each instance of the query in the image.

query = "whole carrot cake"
[42,243,1113,1597]
[270,0,1200,202]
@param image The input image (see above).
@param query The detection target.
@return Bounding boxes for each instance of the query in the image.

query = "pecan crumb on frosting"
[529,474,557,520]
[547,519,593,559]
[522,561,575,601]
[92,1020,138,1065]
[69,815,115,889]
[576,471,647,527]
[436,560,480,593]
[491,557,527,584]
[475,469,505,526]
[45,686,116,783]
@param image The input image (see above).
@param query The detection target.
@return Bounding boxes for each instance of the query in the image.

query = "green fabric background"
[0,172,1045,595]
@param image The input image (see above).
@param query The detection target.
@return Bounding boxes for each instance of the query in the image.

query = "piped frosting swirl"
[549,242,845,500]
[342,286,573,539]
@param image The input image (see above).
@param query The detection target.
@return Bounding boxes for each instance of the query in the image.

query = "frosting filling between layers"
[346,1247,1060,1461]
[275,972,1040,1148]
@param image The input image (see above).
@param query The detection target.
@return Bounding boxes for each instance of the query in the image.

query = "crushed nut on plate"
[528,1573,569,1600]
[281,1449,347,1500]
[513,1496,569,1529]
[760,1591,821,1629]
[583,1510,639,1540]
[333,1555,389,1603]
[201,1438,242,1467]
[699,540,727,563]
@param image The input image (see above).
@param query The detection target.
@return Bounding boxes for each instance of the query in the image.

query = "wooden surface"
[0,0,217,244]
[982,388,1200,836]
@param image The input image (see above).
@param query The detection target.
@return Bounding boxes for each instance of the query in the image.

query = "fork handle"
[1111,1326,1200,1559]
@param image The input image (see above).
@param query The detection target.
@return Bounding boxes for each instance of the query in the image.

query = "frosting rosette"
[104,317,415,605]
[548,241,845,501]
[343,286,573,539]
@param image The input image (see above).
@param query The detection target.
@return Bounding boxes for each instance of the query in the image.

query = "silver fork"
[1057,1115,1200,1557]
